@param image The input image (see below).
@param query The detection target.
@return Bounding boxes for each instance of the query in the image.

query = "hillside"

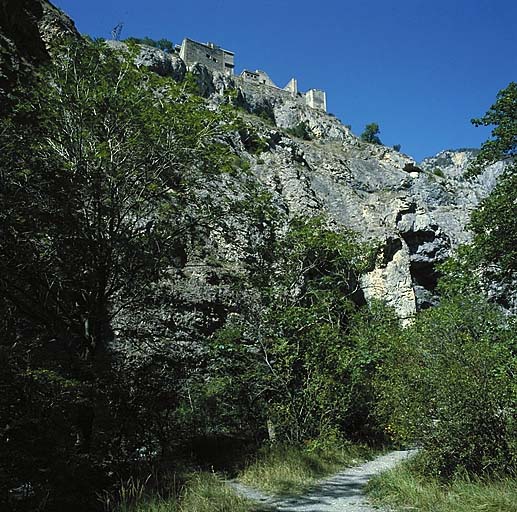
[105,37,506,320]
[0,2,515,512]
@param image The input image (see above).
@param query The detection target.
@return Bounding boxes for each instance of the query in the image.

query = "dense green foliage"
[464,82,517,285]
[470,82,517,171]
[0,40,243,511]
[470,170,517,277]
[201,216,391,445]
[376,295,516,477]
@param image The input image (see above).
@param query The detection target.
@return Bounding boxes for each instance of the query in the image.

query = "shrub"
[285,121,312,140]
[376,295,516,477]
[360,123,382,145]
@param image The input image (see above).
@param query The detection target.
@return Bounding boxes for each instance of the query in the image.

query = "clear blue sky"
[53,0,516,162]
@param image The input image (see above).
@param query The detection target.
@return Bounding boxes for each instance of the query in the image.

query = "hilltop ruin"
[177,37,327,111]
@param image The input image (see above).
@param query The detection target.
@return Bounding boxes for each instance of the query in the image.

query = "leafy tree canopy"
[470,82,517,173]
[466,82,517,279]
[0,40,240,357]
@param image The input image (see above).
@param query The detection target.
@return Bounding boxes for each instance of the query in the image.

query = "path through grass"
[239,441,375,495]
[367,460,517,512]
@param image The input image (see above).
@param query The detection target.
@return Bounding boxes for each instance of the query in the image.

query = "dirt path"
[228,450,415,511]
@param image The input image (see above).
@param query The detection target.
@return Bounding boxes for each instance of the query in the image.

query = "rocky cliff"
[1,0,505,325]
[180,66,504,319]
[0,0,78,108]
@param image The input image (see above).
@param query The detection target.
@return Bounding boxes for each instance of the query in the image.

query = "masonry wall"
[305,89,327,111]
[180,38,235,75]
[180,37,326,111]
[240,69,278,87]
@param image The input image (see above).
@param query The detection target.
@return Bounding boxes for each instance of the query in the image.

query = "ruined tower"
[179,38,235,75]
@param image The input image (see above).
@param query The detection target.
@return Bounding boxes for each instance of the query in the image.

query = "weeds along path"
[228,450,415,512]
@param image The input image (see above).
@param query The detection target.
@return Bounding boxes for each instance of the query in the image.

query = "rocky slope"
[2,1,506,324]
[111,37,505,320]
[186,70,504,319]
[0,0,78,108]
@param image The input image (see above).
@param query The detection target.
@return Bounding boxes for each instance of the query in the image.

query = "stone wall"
[180,38,234,75]
[181,37,327,111]
[305,89,327,111]
[284,78,298,95]
[240,69,277,87]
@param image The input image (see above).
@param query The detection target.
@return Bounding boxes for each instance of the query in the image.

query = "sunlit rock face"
[3,4,506,322]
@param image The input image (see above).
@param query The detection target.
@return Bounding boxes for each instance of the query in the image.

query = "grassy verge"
[110,441,378,510]
[239,441,376,496]
[366,459,517,512]
[110,472,257,512]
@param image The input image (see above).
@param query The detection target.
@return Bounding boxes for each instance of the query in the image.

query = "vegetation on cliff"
[0,24,515,512]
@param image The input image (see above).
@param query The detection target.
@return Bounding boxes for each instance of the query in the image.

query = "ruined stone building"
[179,38,327,111]
[179,38,235,76]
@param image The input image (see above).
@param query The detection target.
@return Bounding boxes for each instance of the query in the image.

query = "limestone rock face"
[242,128,504,317]
[4,11,507,322]
[133,45,186,81]
[104,41,187,82]
[180,60,504,318]
[0,0,80,108]
[37,0,80,48]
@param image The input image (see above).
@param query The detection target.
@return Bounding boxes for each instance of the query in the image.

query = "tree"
[376,295,516,476]
[0,41,233,360]
[254,217,376,442]
[360,122,382,145]
[467,82,517,280]
[470,82,517,171]
[0,40,237,509]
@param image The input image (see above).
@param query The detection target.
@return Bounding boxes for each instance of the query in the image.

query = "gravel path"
[228,450,415,511]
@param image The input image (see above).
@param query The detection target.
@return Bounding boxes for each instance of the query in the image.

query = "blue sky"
[53,0,516,161]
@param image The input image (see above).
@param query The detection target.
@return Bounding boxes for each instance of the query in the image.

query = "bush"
[376,295,516,477]
[360,123,382,145]
[285,121,312,140]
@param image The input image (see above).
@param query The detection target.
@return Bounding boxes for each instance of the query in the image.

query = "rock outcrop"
[242,128,504,319]
[100,40,506,320]
[1,3,506,322]
[0,0,79,109]
[105,40,186,81]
